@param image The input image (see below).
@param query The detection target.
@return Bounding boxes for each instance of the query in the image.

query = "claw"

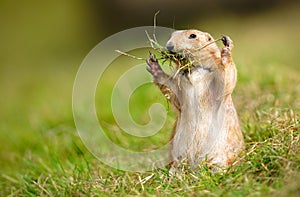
[149,51,157,62]
[221,35,231,47]
[146,55,154,74]
[146,65,151,73]
[146,51,163,76]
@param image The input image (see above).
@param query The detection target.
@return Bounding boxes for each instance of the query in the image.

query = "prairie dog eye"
[188,34,197,39]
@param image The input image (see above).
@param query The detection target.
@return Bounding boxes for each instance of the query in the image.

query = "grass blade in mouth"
[116,31,223,79]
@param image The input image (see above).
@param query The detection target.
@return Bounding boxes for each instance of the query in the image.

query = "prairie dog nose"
[166,42,174,52]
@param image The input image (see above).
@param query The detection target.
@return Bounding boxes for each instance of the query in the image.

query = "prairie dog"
[146,29,244,168]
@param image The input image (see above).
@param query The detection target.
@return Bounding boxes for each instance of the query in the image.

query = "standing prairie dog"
[146,29,244,168]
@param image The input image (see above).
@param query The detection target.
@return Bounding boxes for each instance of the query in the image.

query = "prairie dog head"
[166,30,221,67]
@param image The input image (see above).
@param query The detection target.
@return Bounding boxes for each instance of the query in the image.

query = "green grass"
[1,108,298,196]
[1,3,300,197]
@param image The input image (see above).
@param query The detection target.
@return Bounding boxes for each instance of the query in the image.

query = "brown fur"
[146,29,244,168]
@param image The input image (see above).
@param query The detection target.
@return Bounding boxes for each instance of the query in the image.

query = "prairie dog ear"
[205,33,213,42]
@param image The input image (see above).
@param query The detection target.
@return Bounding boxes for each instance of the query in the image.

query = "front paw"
[146,52,163,77]
[221,35,233,50]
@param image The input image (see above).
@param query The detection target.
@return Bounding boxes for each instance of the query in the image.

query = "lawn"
[0,2,299,196]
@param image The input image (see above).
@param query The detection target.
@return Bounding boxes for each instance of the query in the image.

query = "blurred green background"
[0,0,299,183]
